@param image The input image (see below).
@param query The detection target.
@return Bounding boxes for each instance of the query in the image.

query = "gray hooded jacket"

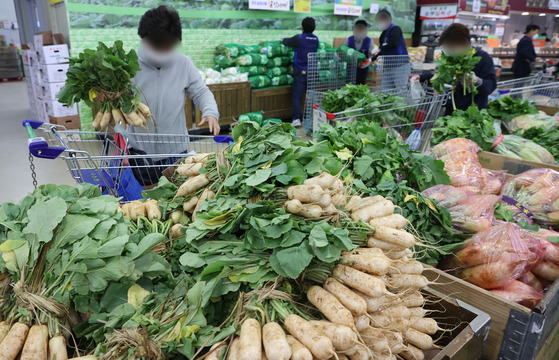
[130,48,219,156]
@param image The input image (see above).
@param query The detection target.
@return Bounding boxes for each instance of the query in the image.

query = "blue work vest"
[293,33,319,72]
[380,24,408,56]
[348,35,372,73]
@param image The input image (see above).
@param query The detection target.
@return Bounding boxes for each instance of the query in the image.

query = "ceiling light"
[539,13,546,16]
[521,12,529,15]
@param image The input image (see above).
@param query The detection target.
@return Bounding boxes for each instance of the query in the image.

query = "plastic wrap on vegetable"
[235,53,269,66]
[489,280,543,309]
[267,66,288,77]
[213,55,233,69]
[259,41,289,58]
[248,75,271,89]
[482,169,506,195]
[431,138,484,189]
[440,223,546,289]
[238,66,267,76]
[507,113,559,133]
[267,57,292,68]
[501,168,559,226]
[528,228,559,284]
[422,185,499,233]
[271,74,293,86]
[336,45,367,63]
[214,44,252,58]
[493,135,555,164]
[238,111,264,125]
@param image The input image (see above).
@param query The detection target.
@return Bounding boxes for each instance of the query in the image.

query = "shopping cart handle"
[22,120,65,159]
[214,135,234,144]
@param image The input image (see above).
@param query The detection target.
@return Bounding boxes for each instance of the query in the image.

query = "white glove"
[371,48,380,56]
[546,66,557,75]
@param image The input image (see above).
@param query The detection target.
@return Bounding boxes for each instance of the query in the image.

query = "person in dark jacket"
[414,23,497,114]
[345,20,375,85]
[512,24,539,79]
[372,9,410,90]
[282,17,319,128]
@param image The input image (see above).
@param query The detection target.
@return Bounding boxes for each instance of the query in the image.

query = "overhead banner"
[294,0,311,13]
[419,5,458,19]
[248,0,290,11]
[459,0,510,15]
[334,0,362,16]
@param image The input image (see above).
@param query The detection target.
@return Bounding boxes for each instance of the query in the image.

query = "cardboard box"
[36,100,48,122]
[34,31,53,49]
[478,151,559,176]
[21,49,33,66]
[44,99,78,117]
[535,105,559,116]
[424,267,559,360]
[36,44,69,65]
[48,115,81,129]
[39,82,65,100]
[38,63,68,83]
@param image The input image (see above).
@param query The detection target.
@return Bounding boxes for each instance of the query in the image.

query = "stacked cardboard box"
[0,44,22,79]
[24,31,80,129]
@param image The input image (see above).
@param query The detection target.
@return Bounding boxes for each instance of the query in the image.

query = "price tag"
[369,2,379,14]
[472,0,481,13]
[334,4,362,16]
[249,0,290,11]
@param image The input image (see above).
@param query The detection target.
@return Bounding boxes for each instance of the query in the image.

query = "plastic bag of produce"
[238,111,264,125]
[271,74,293,86]
[267,57,292,68]
[337,45,367,63]
[441,223,546,289]
[267,66,288,77]
[422,185,499,233]
[482,169,507,195]
[489,280,543,309]
[214,55,233,68]
[501,168,559,226]
[238,66,267,76]
[222,67,238,76]
[431,138,484,190]
[235,53,269,66]
[493,135,555,164]
[507,113,559,133]
[215,43,252,58]
[529,228,559,285]
[248,75,271,89]
[259,41,289,58]
[318,41,332,50]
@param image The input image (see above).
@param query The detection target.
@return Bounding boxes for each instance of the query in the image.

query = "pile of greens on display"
[58,40,152,131]
[488,97,538,121]
[514,127,559,160]
[431,48,481,111]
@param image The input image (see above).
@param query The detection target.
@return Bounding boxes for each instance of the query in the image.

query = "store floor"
[0,81,75,203]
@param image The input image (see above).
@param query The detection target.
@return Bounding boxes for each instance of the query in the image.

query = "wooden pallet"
[0,76,23,82]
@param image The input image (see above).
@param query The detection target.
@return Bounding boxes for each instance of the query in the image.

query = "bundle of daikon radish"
[0,321,97,360]
[92,101,152,131]
[208,194,439,360]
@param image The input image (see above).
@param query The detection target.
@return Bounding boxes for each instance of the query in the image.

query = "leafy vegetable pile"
[431,48,481,111]
[488,97,538,121]
[320,84,403,114]
[514,127,559,160]
[58,41,152,131]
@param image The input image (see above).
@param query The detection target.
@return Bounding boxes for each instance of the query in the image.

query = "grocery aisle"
[0,80,74,203]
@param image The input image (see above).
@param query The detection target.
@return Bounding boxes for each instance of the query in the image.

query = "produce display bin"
[423,288,491,360]
[535,105,559,116]
[478,151,559,176]
[251,86,298,119]
[186,81,251,130]
[424,267,559,360]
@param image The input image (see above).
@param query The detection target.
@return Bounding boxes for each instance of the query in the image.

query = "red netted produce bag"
[422,185,499,233]
[431,138,485,190]
[501,168,559,227]
[440,223,547,289]
[489,280,543,309]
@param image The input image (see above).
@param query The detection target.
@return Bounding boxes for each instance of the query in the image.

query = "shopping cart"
[312,84,447,153]
[23,120,232,201]
[371,55,412,92]
[491,73,559,106]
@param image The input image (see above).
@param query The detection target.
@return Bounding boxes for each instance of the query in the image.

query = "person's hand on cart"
[359,58,372,69]
[409,74,420,82]
[198,115,221,136]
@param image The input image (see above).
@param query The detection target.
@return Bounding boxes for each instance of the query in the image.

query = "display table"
[251,86,295,119]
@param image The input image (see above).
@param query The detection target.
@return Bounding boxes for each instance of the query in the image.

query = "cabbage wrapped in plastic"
[501,168,559,226]
[431,138,484,189]
[440,223,546,289]
[508,113,559,133]
[493,135,555,164]
[422,185,499,233]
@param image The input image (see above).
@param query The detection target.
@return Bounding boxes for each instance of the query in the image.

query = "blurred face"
[354,25,368,41]
[441,42,471,57]
[140,40,180,67]
[375,16,391,31]
[528,29,539,38]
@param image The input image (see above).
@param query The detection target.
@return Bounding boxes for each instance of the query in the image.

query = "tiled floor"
[0,80,75,203]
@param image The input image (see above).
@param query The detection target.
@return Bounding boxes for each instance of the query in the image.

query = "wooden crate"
[251,86,295,119]
[424,267,559,360]
[185,82,251,130]
[478,151,559,175]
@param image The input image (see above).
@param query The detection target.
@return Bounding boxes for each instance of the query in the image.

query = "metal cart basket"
[23,120,230,201]
[492,73,559,106]
[312,85,447,153]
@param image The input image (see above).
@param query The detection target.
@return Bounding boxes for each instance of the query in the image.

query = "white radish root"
[298,204,323,219]
[286,335,312,360]
[176,162,203,177]
[287,185,323,203]
[228,338,241,360]
[48,335,68,360]
[408,307,426,318]
[285,199,303,214]
[400,344,425,360]
[387,274,429,291]
[333,265,393,298]
[304,172,336,190]
[318,194,331,208]
[169,223,183,240]
[308,321,358,352]
[354,315,370,331]
[262,322,291,360]
[323,278,368,316]
[183,196,199,213]
[410,317,439,335]
[359,327,390,353]
[367,237,406,252]
[351,200,395,223]
[374,226,415,249]
[405,328,433,350]
[145,199,161,221]
[20,324,48,360]
[240,318,262,360]
[284,314,334,360]
[389,261,424,275]
[127,200,146,221]
[0,322,29,360]
[176,175,210,198]
[369,214,408,230]
[340,253,391,276]
[0,322,9,344]
[307,286,356,330]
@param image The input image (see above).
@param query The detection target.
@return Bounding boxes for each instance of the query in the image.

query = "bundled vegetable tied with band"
[57,40,152,131]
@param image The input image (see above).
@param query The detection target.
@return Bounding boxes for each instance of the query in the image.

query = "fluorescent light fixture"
[556,14,559,17]
[539,13,546,16]
[521,12,529,15]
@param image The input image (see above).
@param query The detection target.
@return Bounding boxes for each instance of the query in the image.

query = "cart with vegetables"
[492,73,559,106]
[312,84,447,152]
[22,120,230,202]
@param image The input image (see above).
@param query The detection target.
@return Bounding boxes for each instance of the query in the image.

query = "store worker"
[371,9,409,90]
[512,24,540,79]
[282,17,319,128]
[345,20,375,85]
[134,5,220,140]
[413,23,496,114]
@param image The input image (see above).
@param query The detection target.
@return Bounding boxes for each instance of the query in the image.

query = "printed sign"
[334,0,363,16]
[249,0,290,11]
[369,2,379,13]
[294,0,311,13]
[460,0,509,15]
[550,0,559,9]
[419,5,458,19]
